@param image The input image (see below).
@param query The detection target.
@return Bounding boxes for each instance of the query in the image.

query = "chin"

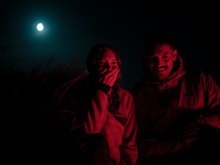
[156,74,169,80]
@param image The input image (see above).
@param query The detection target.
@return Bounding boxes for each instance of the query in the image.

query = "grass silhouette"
[1,47,87,162]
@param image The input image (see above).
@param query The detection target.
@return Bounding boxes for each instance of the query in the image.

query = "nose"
[155,57,163,66]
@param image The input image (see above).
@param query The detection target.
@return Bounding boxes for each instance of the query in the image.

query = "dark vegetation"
[1,47,86,163]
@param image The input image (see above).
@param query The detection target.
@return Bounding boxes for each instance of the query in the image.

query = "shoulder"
[119,88,134,101]
[184,68,202,79]
[184,68,214,85]
[118,88,135,111]
[117,88,136,117]
[183,69,220,94]
[182,68,205,85]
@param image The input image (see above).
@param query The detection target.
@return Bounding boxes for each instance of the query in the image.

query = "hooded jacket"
[132,55,220,157]
[60,78,138,165]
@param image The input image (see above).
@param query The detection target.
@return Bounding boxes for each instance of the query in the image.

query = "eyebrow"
[96,58,117,61]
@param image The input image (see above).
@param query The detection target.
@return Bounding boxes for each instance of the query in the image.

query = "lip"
[155,68,165,72]
[153,66,167,72]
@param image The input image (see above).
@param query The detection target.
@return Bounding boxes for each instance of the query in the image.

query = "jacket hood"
[139,55,186,89]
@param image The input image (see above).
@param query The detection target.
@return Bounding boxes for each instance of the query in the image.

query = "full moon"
[37,23,44,31]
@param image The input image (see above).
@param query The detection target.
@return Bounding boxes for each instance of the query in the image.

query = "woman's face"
[93,48,119,74]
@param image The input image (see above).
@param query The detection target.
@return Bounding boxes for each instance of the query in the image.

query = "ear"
[172,49,178,61]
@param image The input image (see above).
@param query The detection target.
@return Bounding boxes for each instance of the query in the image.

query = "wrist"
[199,114,206,125]
[96,82,112,94]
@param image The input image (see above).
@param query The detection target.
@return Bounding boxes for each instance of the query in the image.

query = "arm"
[59,83,109,135]
[136,113,185,157]
[120,94,138,165]
[83,88,109,134]
[137,135,184,157]
[83,67,120,134]
[201,72,220,129]
[82,67,120,134]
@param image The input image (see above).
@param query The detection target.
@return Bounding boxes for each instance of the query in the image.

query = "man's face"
[145,43,177,80]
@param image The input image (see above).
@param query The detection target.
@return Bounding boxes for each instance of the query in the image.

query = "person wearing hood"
[132,33,220,164]
[58,43,138,165]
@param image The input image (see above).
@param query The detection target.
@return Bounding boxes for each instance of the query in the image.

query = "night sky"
[1,0,220,89]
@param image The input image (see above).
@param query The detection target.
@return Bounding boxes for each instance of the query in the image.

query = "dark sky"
[1,0,220,89]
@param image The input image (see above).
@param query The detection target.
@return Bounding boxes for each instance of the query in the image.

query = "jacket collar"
[140,55,186,90]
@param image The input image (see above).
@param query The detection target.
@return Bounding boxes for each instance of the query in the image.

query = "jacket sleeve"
[120,94,138,165]
[136,133,184,157]
[62,88,109,134]
[83,89,109,134]
[135,113,184,157]
[202,73,220,129]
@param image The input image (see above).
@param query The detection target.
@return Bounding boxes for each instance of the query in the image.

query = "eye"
[96,60,105,65]
[162,55,169,59]
[112,61,118,65]
[162,53,170,60]
[147,57,157,63]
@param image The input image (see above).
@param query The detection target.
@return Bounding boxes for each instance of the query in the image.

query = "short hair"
[144,32,177,56]
[86,43,121,73]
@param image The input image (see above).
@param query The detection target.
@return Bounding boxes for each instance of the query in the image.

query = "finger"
[108,74,118,86]
[101,73,118,87]
[107,68,119,78]
[183,129,199,136]
[182,124,201,131]
[182,129,200,140]
[97,69,106,78]
[98,76,104,82]
[103,74,116,85]
[105,69,119,81]
[96,69,108,81]
[98,68,120,85]
[184,131,200,138]
[99,69,106,75]
[184,137,199,147]
[107,74,117,83]
[101,69,118,81]
[183,125,201,131]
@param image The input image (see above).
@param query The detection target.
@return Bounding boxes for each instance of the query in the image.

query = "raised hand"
[97,67,120,87]
[180,117,201,148]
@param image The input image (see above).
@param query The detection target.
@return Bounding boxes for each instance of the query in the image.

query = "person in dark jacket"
[58,43,138,165]
[132,34,220,165]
